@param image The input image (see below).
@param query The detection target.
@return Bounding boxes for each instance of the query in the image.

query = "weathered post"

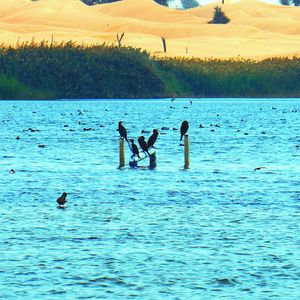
[129,148,157,169]
[184,134,190,169]
[118,137,125,168]
[161,37,167,53]
[149,152,157,169]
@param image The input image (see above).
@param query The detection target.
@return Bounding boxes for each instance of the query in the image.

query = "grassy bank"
[0,42,299,99]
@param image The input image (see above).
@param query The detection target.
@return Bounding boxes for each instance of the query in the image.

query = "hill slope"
[0,0,299,58]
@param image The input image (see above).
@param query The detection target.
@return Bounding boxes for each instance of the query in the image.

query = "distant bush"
[0,41,164,99]
[181,0,199,9]
[0,42,299,99]
[279,0,300,6]
[157,56,300,97]
[208,6,230,24]
[0,74,51,99]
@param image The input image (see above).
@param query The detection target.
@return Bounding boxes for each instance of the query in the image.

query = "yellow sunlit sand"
[0,0,299,58]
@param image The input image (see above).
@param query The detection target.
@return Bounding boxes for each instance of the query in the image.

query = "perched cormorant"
[148,129,159,148]
[118,121,128,142]
[129,139,141,159]
[138,136,150,156]
[180,120,189,141]
[57,192,67,208]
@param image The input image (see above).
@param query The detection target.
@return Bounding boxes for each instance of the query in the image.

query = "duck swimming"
[57,192,68,208]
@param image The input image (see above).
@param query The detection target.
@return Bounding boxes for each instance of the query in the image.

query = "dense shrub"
[0,42,299,99]
[0,74,51,99]
[208,6,230,24]
[0,42,164,99]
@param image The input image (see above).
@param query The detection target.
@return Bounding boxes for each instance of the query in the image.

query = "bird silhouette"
[180,120,189,141]
[138,136,150,156]
[148,129,159,148]
[254,167,267,172]
[57,192,67,208]
[129,139,141,159]
[118,121,128,142]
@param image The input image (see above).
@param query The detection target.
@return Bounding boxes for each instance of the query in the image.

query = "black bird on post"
[138,136,150,156]
[118,121,128,142]
[180,120,189,142]
[148,129,159,148]
[129,139,141,159]
[57,192,67,208]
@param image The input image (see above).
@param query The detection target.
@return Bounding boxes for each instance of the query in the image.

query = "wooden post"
[184,134,190,169]
[149,152,157,169]
[161,37,167,53]
[129,148,157,169]
[119,137,125,168]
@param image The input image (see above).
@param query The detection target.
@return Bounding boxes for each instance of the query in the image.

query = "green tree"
[79,0,119,4]
[80,0,170,6]
[181,0,199,9]
[208,6,230,24]
[154,0,169,6]
[279,0,300,5]
[280,0,291,5]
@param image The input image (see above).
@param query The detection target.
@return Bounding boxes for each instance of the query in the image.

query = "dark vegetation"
[279,0,300,6]
[180,0,199,9]
[80,0,169,6]
[208,6,230,24]
[0,42,299,99]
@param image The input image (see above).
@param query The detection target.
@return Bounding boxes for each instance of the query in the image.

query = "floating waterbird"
[57,192,67,208]
[138,136,150,156]
[141,129,150,134]
[254,167,267,172]
[129,139,141,159]
[9,169,16,174]
[180,120,189,142]
[148,129,159,148]
[118,121,128,142]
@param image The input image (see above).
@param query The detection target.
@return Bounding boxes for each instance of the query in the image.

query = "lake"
[0,99,299,299]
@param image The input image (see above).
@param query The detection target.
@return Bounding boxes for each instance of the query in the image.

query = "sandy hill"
[0,0,299,58]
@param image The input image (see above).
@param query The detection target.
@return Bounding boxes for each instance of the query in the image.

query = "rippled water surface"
[0,99,299,299]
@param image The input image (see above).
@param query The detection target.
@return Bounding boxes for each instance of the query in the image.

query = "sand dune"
[0,0,299,58]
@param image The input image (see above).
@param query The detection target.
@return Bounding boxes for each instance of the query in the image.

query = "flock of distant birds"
[118,120,189,159]
[5,98,299,209]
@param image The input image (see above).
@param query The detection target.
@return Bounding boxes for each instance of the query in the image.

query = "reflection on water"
[0,99,299,299]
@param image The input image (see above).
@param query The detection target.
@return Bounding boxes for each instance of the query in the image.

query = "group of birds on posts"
[118,120,189,159]
[55,120,189,209]
[118,121,160,159]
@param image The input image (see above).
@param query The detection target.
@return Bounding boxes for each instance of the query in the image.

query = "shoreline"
[1,44,299,99]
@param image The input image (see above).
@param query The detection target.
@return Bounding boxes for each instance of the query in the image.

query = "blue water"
[0,99,299,299]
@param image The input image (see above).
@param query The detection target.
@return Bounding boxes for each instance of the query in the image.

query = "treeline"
[0,42,299,99]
